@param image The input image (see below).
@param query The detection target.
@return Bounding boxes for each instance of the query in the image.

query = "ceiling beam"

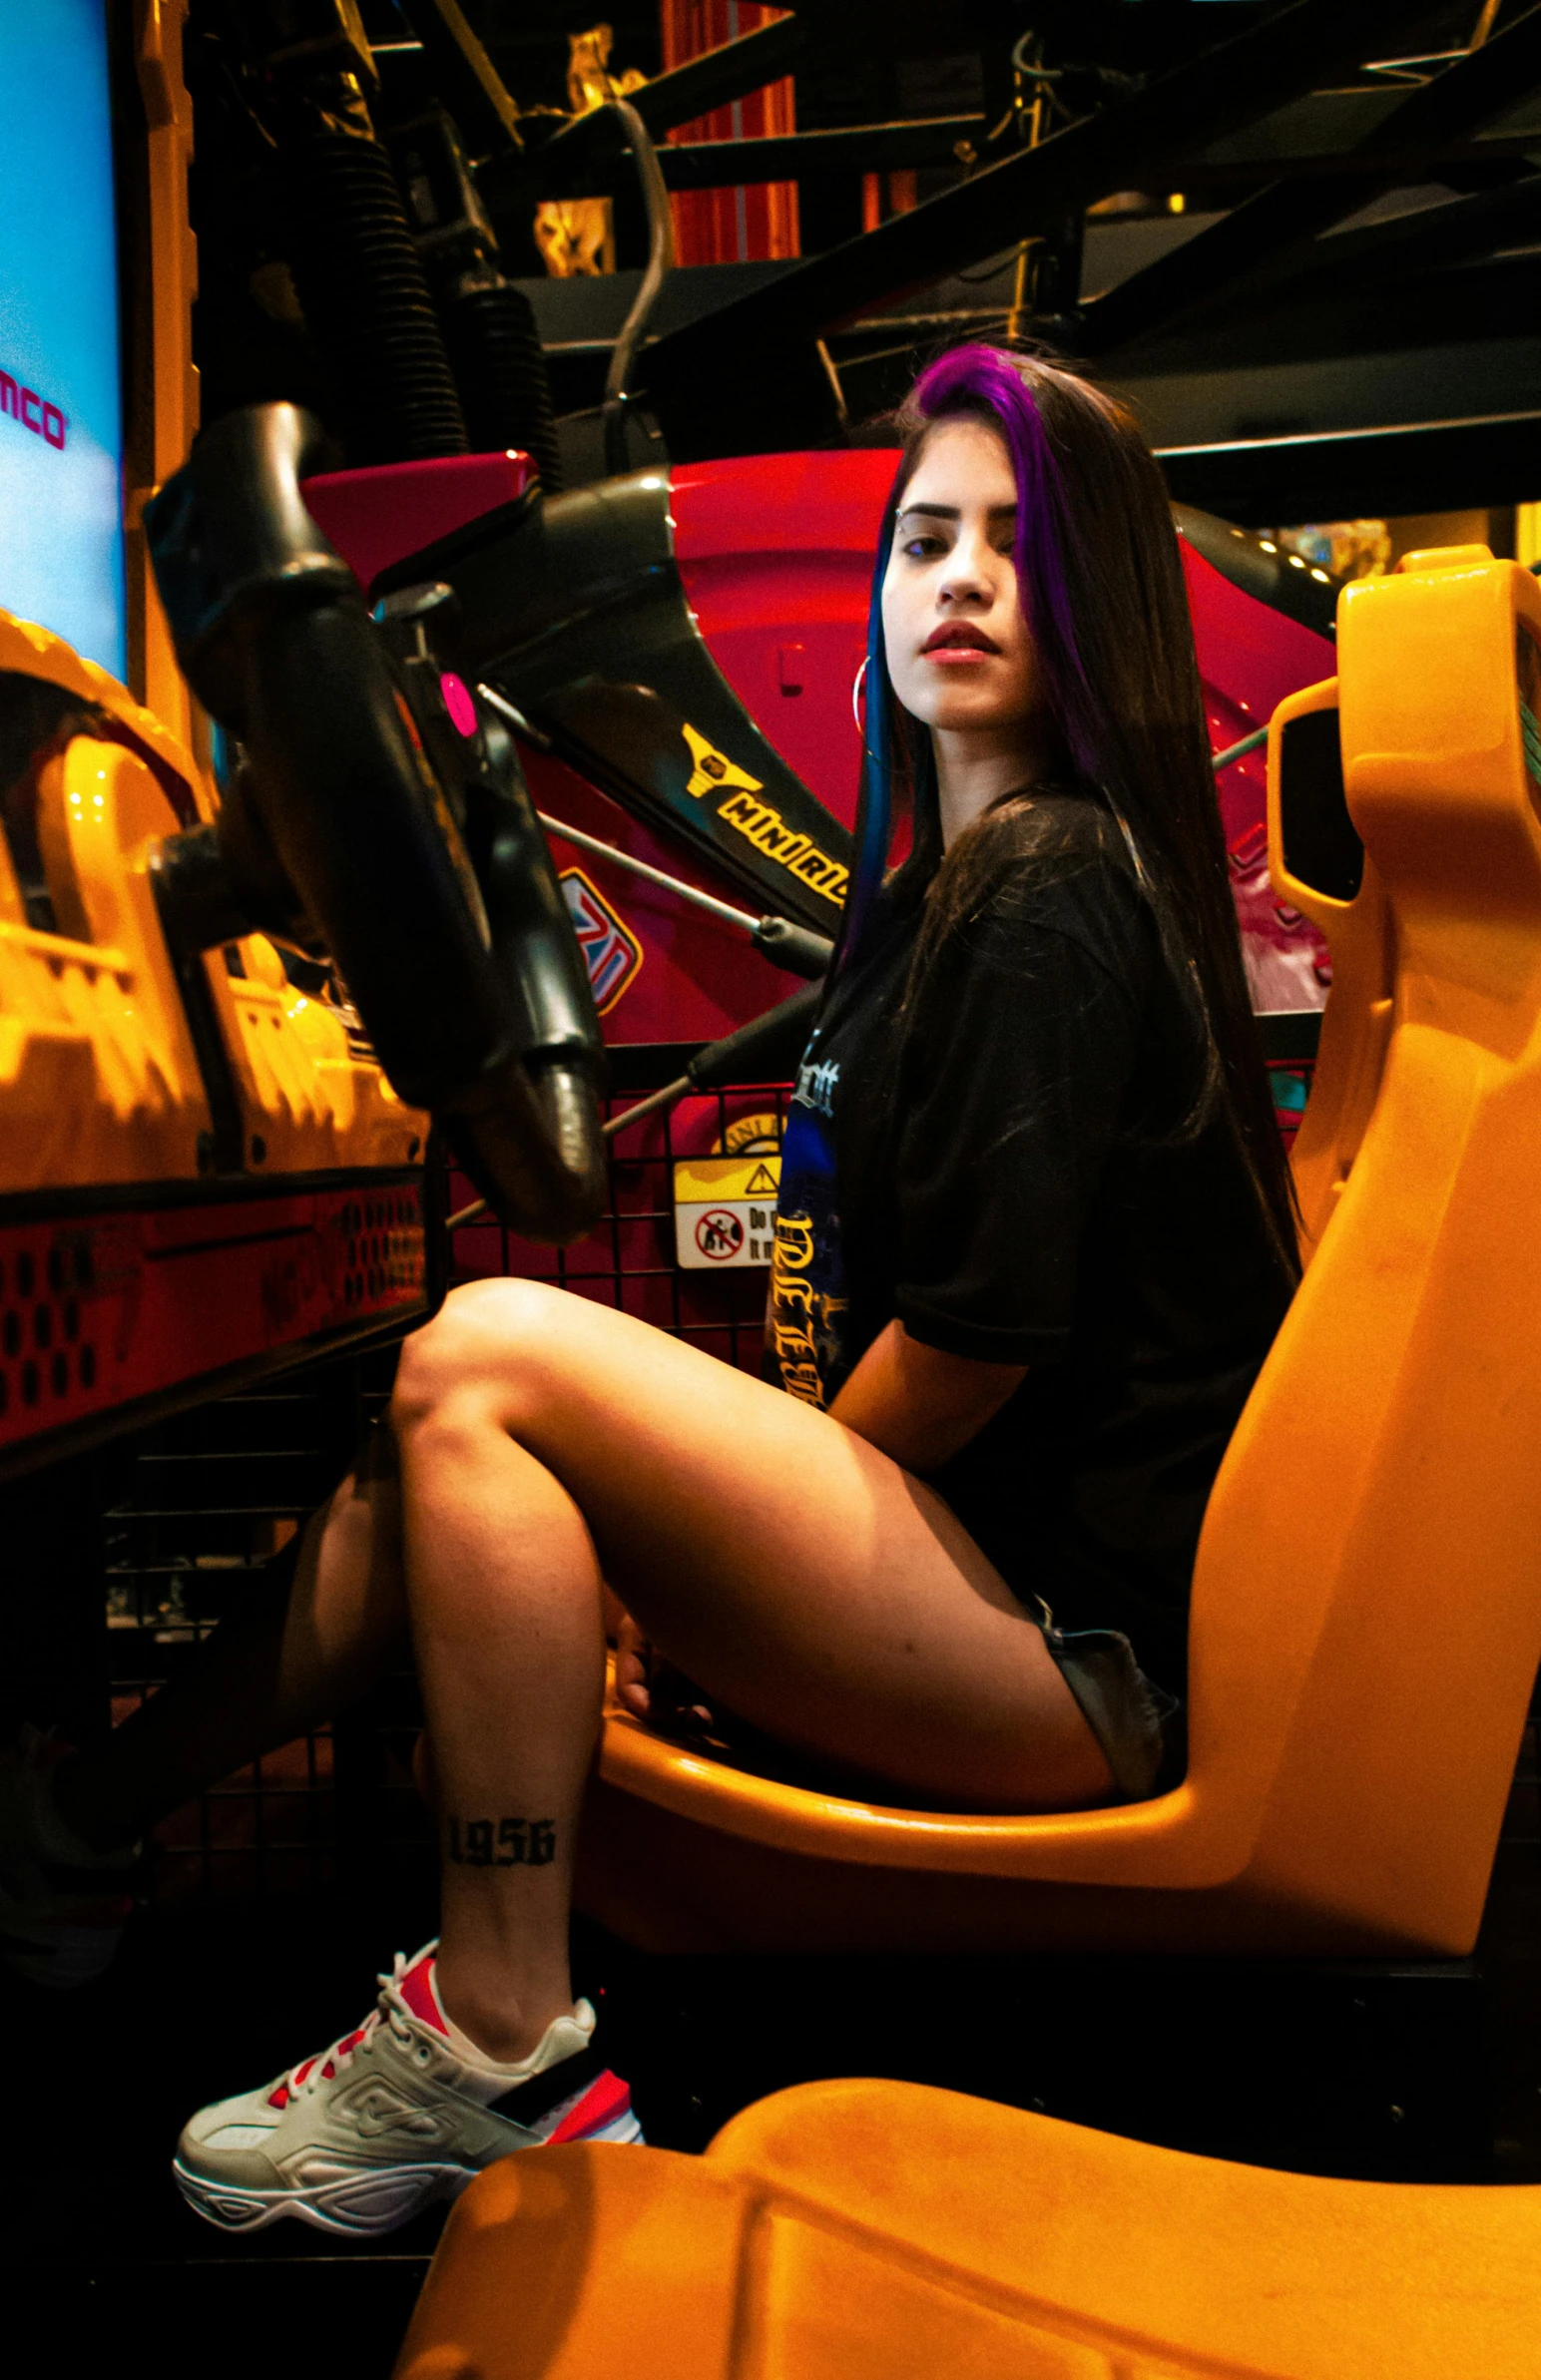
[532,115,985,202]
[634,0,1445,456]
[1074,3,1541,357]
[1157,406,1541,523]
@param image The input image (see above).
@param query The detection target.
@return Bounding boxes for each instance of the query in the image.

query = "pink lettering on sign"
[0,365,66,450]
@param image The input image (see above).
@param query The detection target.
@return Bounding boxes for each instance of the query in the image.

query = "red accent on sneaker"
[396,1947,451,2037]
[266,2085,289,2110]
[546,2071,633,2144]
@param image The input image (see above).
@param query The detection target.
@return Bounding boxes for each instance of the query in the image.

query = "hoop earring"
[851,656,868,731]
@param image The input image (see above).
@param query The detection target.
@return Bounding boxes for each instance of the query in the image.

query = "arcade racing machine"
[8,1,1541,2370]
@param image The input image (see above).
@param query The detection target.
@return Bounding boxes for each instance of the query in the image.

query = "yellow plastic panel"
[398,2083,1541,2380]
[397,2145,748,2380]
[0,734,210,1189]
[0,606,428,1185]
[127,0,201,743]
[711,2082,1541,2380]
[1266,674,1394,1255]
[751,2210,1118,2379]
[0,607,212,818]
[212,933,425,1176]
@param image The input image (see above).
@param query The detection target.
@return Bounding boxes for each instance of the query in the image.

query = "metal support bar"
[634,0,1440,434]
[537,809,760,933]
[591,12,803,142]
[394,0,522,157]
[1190,172,1541,335]
[1158,406,1541,524]
[1073,1,1541,357]
[531,115,986,201]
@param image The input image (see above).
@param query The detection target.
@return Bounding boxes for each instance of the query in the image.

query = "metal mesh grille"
[103,1359,388,1904]
[107,1077,793,1904]
[448,1079,795,1368]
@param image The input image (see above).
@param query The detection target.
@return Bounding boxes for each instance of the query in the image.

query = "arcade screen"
[0,0,126,681]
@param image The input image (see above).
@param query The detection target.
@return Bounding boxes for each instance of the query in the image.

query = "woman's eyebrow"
[896,501,1018,525]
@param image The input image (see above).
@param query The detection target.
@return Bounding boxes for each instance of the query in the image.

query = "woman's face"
[880,415,1044,739]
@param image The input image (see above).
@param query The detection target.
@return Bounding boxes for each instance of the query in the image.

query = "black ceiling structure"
[188,0,1541,527]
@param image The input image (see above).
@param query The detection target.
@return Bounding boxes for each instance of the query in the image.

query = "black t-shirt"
[768,789,1292,1699]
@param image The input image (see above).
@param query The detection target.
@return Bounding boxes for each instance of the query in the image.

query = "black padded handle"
[146,403,606,1241]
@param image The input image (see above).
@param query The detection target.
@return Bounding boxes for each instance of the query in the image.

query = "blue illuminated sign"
[0,1,126,680]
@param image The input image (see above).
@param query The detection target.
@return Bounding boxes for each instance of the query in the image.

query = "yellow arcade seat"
[576,543,1541,1958]
[1267,671,1392,1257]
[393,2077,1541,2380]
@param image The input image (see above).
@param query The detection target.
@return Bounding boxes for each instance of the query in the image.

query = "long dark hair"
[840,342,1299,1276]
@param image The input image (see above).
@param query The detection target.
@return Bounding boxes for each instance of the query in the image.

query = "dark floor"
[8,1830,1541,2379]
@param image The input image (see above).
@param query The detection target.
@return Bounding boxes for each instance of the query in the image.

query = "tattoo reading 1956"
[445,1816,557,1867]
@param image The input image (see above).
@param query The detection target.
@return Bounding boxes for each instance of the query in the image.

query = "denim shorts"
[1034,1603,1186,1802]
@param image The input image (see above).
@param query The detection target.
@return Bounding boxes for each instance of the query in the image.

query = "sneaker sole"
[173,2115,646,2237]
[173,2154,478,2237]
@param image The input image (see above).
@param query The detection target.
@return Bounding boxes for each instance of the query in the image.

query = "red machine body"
[305,449,1334,1053]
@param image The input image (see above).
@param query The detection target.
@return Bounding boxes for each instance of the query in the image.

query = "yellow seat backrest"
[1192,544,1541,1940]
[583,547,1541,1958]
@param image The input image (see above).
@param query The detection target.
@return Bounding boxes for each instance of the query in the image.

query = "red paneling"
[301,452,537,592]
[672,450,897,835]
[0,1183,426,1463]
[527,748,804,1045]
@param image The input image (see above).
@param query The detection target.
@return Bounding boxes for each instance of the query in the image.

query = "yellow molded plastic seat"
[395,2078,1541,2379]
[578,545,1541,1957]
[0,606,425,1192]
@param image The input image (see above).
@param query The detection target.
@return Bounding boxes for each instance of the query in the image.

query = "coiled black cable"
[281,128,469,464]
[437,276,563,488]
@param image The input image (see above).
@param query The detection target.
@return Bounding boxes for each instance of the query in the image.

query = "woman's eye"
[901,535,946,561]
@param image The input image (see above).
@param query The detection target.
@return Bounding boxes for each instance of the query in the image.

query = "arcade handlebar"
[144,403,608,1242]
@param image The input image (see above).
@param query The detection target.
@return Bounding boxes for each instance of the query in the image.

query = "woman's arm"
[830,1318,1026,1474]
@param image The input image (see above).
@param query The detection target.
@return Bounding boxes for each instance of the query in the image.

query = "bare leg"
[392,1373,604,2062]
[383,1277,1113,2063]
[53,1439,408,1854]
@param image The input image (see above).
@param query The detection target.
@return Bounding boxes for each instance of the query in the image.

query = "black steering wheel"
[145,404,607,1241]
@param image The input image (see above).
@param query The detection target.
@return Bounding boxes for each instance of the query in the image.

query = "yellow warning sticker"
[673,1153,781,1270]
[672,1154,780,1205]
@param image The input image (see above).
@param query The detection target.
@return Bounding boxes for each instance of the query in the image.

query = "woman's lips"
[921,623,1000,662]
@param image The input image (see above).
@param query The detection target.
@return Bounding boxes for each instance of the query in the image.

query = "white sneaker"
[0,1727,135,1989]
[174,1942,643,2236]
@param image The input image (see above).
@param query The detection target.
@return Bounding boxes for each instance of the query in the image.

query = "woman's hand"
[613,1609,654,1719]
[612,1607,720,1733]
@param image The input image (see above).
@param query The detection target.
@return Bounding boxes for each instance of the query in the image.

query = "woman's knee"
[391,1275,570,1435]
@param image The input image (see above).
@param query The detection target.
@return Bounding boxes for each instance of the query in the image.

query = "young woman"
[2,344,1297,2235]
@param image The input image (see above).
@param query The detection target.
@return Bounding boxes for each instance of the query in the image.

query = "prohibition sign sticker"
[694,1207,745,1261]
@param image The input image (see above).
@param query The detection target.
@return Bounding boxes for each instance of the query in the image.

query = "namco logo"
[1,370,66,451]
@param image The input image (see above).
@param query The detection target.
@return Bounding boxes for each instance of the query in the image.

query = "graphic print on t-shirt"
[770,1045,849,1406]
